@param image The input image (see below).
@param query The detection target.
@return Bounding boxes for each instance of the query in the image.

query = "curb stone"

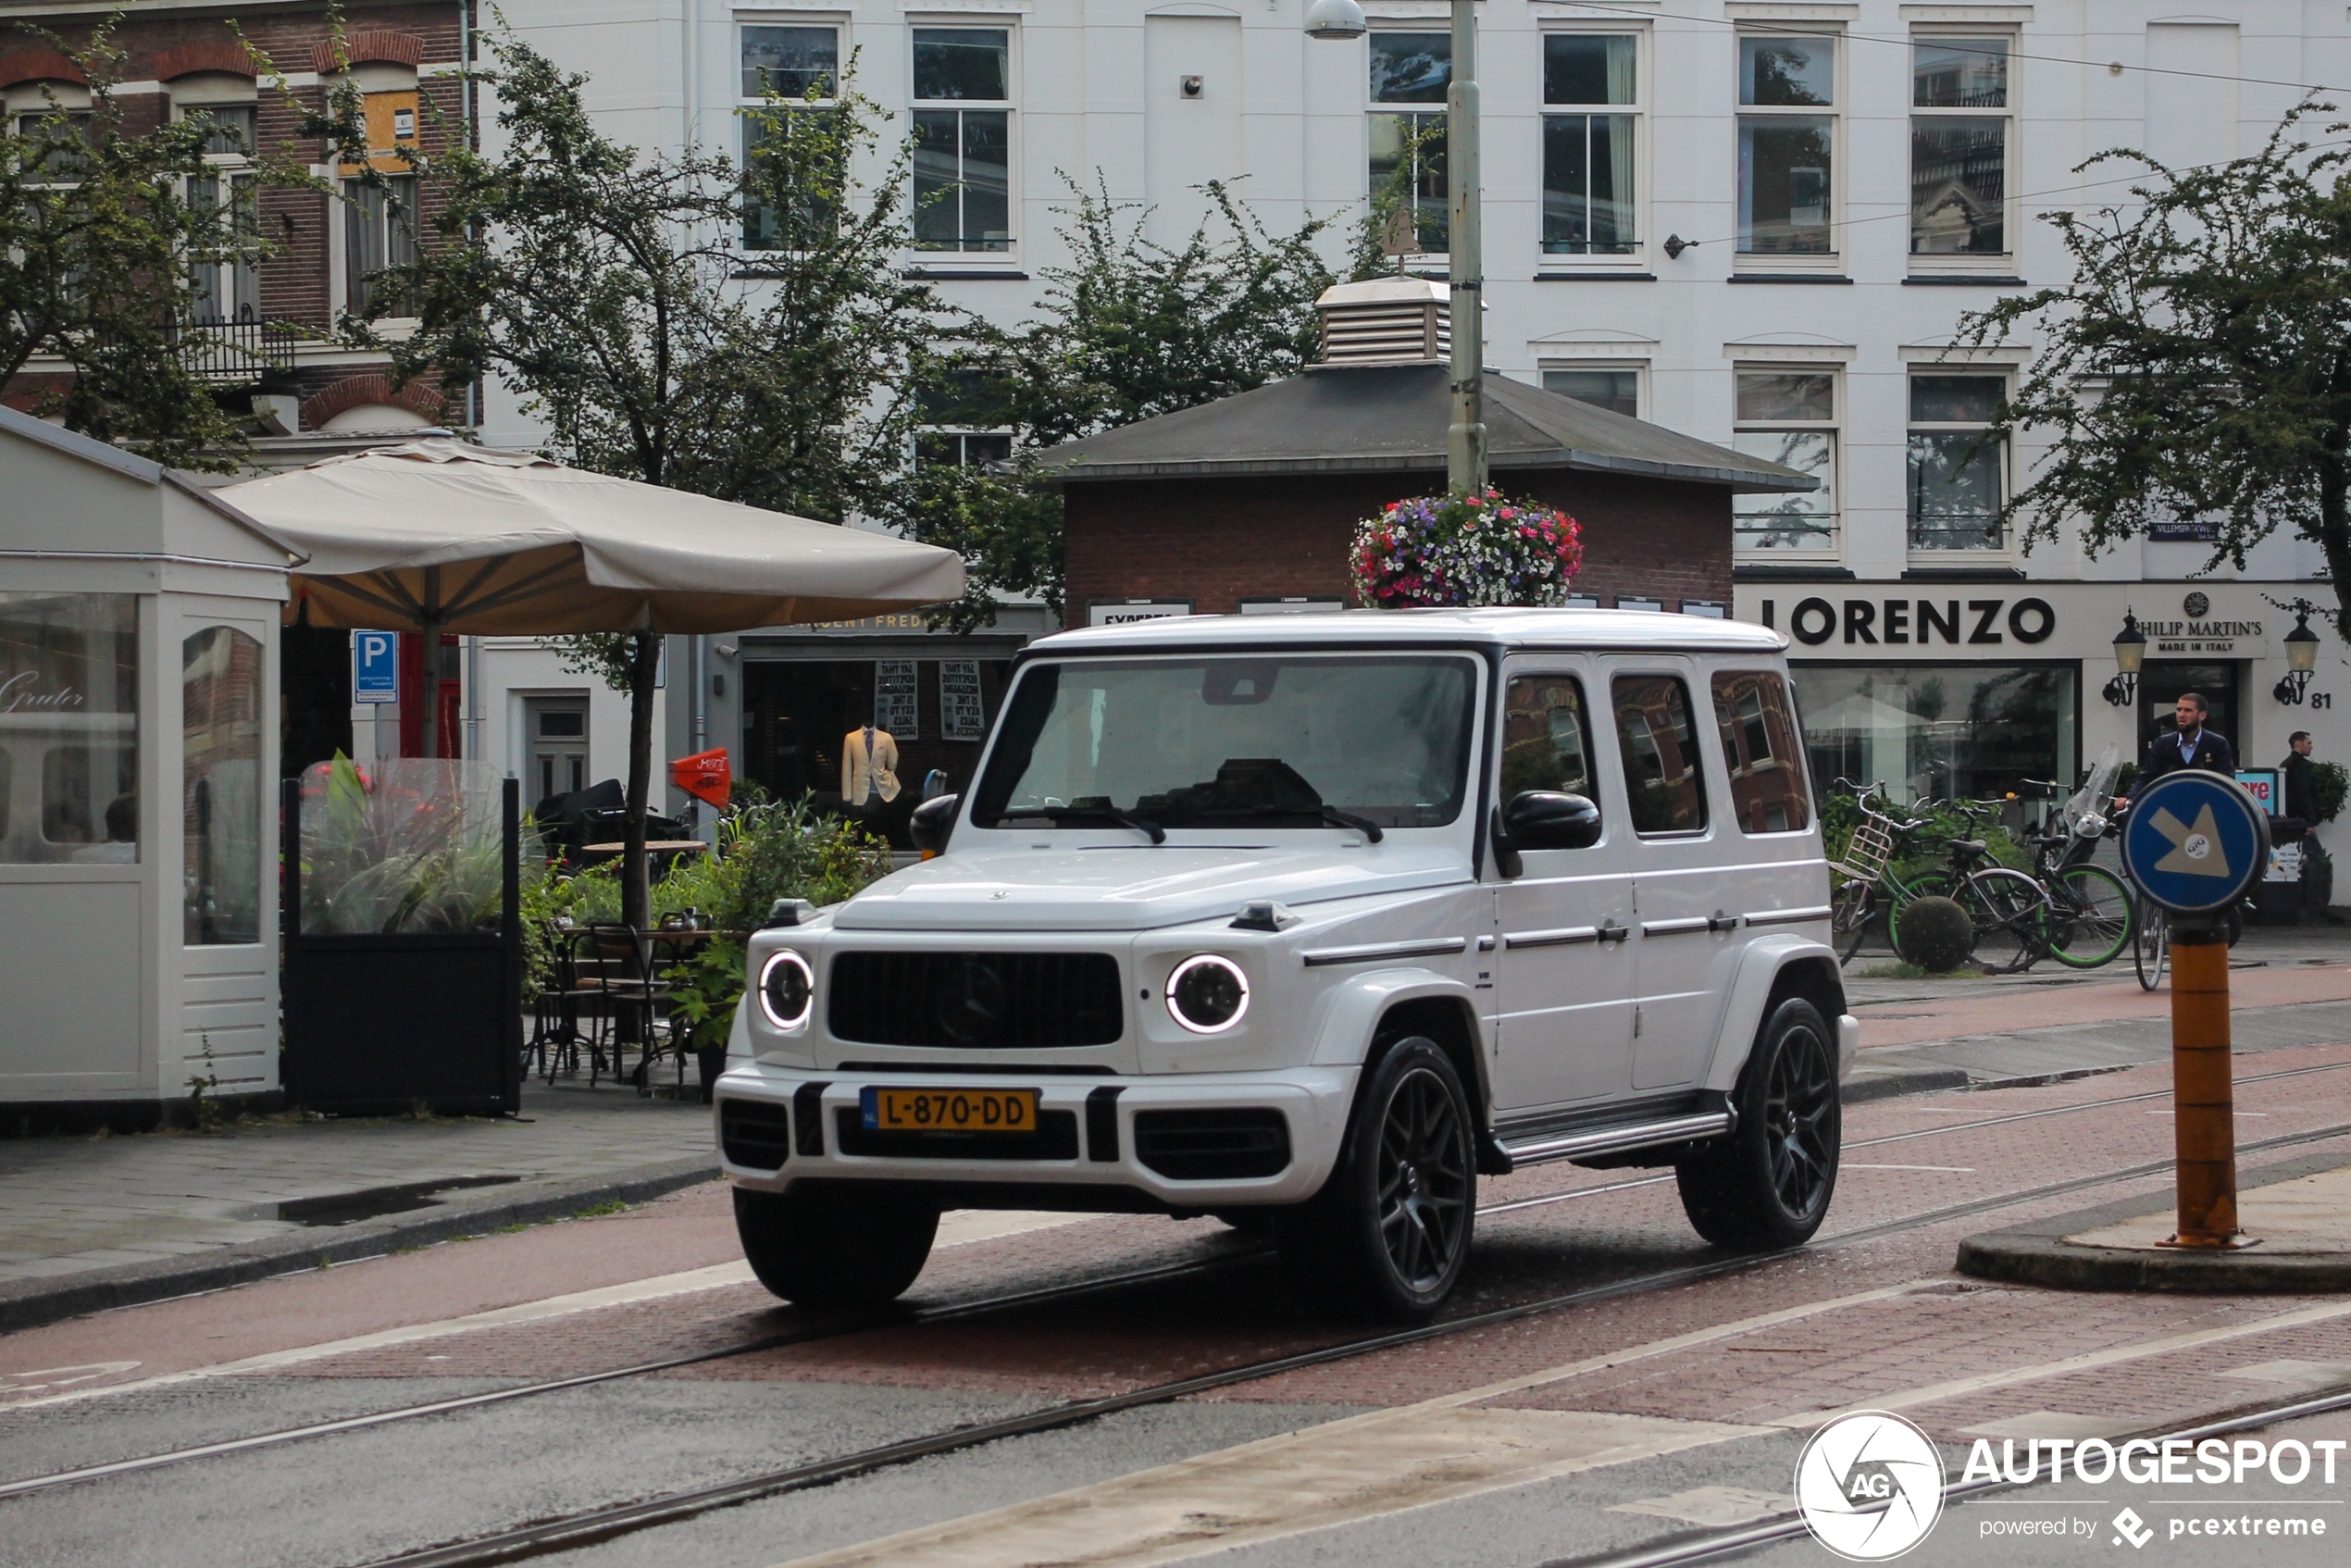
[0,1157,719,1337]
[1956,1148,2351,1293]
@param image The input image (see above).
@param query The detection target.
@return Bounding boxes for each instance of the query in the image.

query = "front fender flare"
[1700,934,1846,1094]
[1307,967,1485,1069]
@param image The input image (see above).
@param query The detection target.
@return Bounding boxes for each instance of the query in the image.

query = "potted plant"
[1351,490,1584,608]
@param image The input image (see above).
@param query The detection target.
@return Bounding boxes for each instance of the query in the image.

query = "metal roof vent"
[1314,277,1450,367]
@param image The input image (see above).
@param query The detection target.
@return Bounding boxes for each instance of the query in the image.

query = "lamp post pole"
[1306,0,1486,496]
[1444,0,1486,497]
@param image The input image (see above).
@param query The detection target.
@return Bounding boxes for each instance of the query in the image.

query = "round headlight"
[757,950,815,1029]
[1165,954,1250,1034]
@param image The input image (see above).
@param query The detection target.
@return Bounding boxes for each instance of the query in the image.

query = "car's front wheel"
[1277,1037,1475,1320]
[1675,998,1840,1251]
[733,1186,939,1309]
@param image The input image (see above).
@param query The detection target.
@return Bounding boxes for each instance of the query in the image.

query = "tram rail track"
[7,1055,2351,1548]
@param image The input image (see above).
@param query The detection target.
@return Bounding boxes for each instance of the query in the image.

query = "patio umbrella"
[224,440,964,919]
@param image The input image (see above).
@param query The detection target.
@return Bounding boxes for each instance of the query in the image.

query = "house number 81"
[2313,693,2332,710]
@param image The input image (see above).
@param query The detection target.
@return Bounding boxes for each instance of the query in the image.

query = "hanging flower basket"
[1350,490,1585,608]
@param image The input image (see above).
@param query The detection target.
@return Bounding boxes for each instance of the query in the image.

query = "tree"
[901,178,1338,628]
[0,23,259,467]
[1959,103,2351,637]
[354,34,955,927]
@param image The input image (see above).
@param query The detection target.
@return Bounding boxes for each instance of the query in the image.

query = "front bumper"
[713,1061,1359,1209]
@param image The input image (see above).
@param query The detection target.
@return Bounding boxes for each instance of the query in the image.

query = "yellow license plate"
[861,1087,1039,1134]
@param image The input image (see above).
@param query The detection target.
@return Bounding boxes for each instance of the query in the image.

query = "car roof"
[1032,607,1789,657]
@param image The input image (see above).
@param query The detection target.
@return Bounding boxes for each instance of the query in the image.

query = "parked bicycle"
[2015,746,2135,970]
[1827,780,2050,972]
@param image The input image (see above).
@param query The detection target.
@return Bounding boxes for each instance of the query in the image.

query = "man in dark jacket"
[2132,691,2238,798]
[2283,730,2320,821]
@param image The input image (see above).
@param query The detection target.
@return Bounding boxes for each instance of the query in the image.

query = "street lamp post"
[1306,0,1486,496]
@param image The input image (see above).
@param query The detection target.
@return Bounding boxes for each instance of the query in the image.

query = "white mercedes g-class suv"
[714,608,1856,1319]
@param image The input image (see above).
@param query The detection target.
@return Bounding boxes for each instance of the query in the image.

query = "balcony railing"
[166,311,297,383]
[1733,511,1840,554]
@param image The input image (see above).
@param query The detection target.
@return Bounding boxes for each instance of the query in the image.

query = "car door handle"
[1597,919,1631,944]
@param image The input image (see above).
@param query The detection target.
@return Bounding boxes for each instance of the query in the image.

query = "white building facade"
[482,0,2351,838]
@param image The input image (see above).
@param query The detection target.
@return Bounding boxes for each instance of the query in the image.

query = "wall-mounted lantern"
[2104,611,2146,707]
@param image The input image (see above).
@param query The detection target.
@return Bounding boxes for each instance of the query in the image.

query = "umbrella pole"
[418,568,445,761]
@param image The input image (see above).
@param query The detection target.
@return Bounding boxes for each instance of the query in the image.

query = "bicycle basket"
[1831,808,1898,884]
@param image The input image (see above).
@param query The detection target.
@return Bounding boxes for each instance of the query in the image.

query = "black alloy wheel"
[1677,998,1841,1250]
[1278,1037,1475,1320]
[733,1186,939,1308]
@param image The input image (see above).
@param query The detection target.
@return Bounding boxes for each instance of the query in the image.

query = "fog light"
[757,950,814,1029]
[1166,954,1249,1034]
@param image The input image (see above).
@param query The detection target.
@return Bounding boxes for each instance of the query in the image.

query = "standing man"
[2131,691,2238,800]
[2283,730,2335,915]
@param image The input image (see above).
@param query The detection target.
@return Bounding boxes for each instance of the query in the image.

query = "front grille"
[1132,1110,1292,1180]
[834,1107,1081,1162]
[827,952,1125,1049]
[718,1099,792,1171]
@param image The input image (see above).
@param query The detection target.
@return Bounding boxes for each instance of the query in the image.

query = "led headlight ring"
[757,949,815,1029]
[1165,953,1250,1034]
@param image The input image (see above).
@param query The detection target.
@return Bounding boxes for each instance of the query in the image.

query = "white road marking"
[1959,1411,2137,1441]
[1609,1485,1790,1527]
[1841,1164,1976,1173]
[1,1210,1089,1412]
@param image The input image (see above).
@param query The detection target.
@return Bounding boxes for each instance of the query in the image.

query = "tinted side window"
[1612,674,1707,834]
[1502,674,1597,808]
[1711,669,1811,833]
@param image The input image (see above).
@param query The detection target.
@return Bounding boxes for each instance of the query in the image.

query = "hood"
[831,843,1473,932]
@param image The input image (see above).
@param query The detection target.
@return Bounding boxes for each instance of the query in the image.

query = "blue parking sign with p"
[353,631,399,704]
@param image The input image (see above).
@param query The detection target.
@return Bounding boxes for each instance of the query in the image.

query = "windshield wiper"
[1318,805,1386,843]
[1020,804,1166,844]
[1165,804,1384,843]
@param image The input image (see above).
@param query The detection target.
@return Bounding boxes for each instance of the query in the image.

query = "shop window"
[912,29,1014,254]
[1794,664,2074,807]
[183,627,264,945]
[1,591,138,865]
[1908,373,2007,551]
[740,24,840,250]
[1542,34,1638,257]
[1501,674,1598,811]
[1711,670,1810,833]
[1910,36,2011,262]
[1735,34,1836,262]
[342,173,417,317]
[1733,368,1838,554]
[1541,365,1640,418]
[1612,673,1706,835]
[1369,32,1449,255]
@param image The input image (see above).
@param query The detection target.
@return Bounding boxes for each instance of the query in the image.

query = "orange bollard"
[2158,923,2257,1249]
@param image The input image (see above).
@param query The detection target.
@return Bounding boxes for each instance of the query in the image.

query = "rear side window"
[1501,674,1597,807]
[1711,669,1811,833]
[1612,674,1707,834]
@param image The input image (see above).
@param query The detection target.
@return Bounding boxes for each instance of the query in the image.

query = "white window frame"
[1536,23,1648,273]
[1538,360,1647,420]
[1366,26,1451,262]
[1731,363,1841,560]
[908,23,1018,262]
[736,17,844,255]
[336,172,419,322]
[1905,368,2012,559]
[1908,27,2018,276]
[172,98,261,327]
[1733,28,1844,275]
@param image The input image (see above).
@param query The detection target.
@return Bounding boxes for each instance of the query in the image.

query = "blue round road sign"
[2120,770,2272,915]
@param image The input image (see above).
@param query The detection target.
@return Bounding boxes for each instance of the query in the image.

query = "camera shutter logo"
[1795,1411,1946,1560]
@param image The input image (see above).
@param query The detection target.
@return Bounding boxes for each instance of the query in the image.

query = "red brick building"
[1050,281,1810,626]
[1,1,465,441]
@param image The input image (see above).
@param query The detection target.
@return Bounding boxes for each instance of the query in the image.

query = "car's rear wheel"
[1676,998,1840,1251]
[733,1186,939,1308]
[1277,1037,1474,1321]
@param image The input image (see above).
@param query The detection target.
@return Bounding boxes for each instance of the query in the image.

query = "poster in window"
[876,660,919,738]
[940,660,986,740]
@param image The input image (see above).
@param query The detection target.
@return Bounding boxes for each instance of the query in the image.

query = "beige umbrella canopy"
[225,440,965,756]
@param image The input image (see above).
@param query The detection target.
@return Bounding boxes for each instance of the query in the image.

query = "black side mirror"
[910,792,960,853]
[1502,790,1603,852]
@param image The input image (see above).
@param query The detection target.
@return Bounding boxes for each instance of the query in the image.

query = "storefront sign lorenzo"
[1759,596,2058,647]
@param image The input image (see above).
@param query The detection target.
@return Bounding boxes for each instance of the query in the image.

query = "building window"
[1908,374,2007,551]
[342,175,417,317]
[184,105,258,324]
[1,592,138,865]
[183,626,264,945]
[1911,36,2010,258]
[1796,664,2075,807]
[14,107,93,179]
[912,28,1014,254]
[914,364,1016,468]
[1541,34,1637,256]
[1732,369,1838,554]
[1369,31,1449,255]
[740,25,840,250]
[1541,365,1640,418]
[1735,33,1835,257]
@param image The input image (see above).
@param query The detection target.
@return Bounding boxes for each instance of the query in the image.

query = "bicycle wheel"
[2046,865,2133,969]
[1832,879,1876,965]
[1959,867,2051,974]
[2133,898,2168,991]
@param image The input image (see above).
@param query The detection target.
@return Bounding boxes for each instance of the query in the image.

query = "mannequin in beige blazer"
[841,726,902,805]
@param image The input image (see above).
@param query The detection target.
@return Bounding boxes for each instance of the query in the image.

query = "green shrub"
[2313,760,2348,824]
[1896,896,1975,975]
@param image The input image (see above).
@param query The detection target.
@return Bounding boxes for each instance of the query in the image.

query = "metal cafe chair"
[589,924,675,1092]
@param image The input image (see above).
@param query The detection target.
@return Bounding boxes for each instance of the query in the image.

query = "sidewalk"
[0,1080,715,1333]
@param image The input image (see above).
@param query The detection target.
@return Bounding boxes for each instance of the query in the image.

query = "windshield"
[973,655,1479,831]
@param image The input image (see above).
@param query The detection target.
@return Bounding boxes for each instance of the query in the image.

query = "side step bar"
[1497,1111,1734,1170]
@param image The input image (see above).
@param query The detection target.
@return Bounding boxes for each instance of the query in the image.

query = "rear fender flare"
[1700,934,1846,1095]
